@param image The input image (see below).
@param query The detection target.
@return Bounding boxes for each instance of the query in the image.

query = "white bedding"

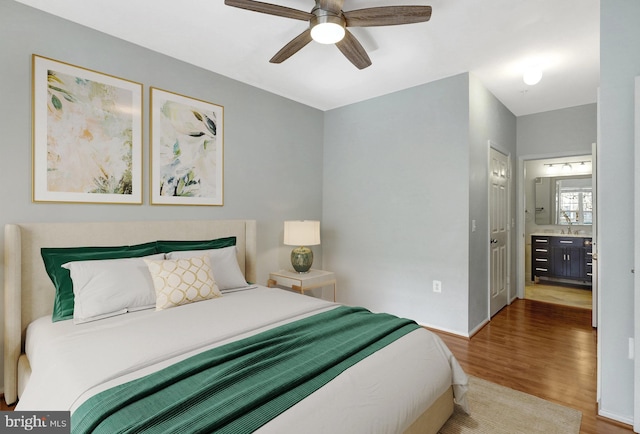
[18,286,468,433]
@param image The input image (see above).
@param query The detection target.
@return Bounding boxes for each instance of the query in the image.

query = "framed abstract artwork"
[32,55,143,204]
[150,87,224,206]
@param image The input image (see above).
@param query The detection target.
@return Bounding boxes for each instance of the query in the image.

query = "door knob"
[491,239,498,244]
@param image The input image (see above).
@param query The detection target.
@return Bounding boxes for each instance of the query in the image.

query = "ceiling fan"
[224,0,432,69]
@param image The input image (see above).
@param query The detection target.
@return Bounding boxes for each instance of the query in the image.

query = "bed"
[4,219,468,433]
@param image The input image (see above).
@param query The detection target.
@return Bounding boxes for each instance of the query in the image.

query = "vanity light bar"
[544,161,591,174]
[544,161,590,168]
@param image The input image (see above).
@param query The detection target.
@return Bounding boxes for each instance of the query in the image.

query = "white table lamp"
[284,220,320,273]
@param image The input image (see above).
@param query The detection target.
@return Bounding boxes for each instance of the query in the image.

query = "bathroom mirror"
[534,175,592,225]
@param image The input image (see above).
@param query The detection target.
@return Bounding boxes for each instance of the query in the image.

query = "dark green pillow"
[155,236,236,254]
[42,242,159,322]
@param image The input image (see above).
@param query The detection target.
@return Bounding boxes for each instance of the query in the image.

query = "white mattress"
[18,286,468,433]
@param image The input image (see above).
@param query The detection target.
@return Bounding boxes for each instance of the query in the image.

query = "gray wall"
[322,73,517,336]
[599,0,640,424]
[468,74,517,331]
[0,0,324,389]
[517,104,597,157]
[323,74,471,334]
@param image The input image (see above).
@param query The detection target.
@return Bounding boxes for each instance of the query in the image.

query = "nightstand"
[267,269,336,302]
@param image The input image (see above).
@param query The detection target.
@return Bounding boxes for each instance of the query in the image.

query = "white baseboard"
[598,408,633,427]
[469,318,490,337]
[417,322,470,338]
[418,317,491,338]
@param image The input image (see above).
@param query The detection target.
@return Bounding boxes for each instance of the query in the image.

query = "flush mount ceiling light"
[523,66,543,86]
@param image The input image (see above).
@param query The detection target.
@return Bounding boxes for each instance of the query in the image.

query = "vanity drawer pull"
[587,252,593,256]
[535,258,548,262]
[535,267,548,272]
[587,273,593,276]
[559,240,574,244]
[535,248,548,252]
[534,239,549,243]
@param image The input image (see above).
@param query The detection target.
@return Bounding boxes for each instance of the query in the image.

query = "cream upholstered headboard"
[3,219,256,405]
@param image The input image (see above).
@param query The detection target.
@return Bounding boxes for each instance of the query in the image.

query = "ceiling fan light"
[310,14,345,44]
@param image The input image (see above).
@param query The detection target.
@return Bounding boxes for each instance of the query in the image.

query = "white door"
[490,147,510,317]
[591,142,598,328]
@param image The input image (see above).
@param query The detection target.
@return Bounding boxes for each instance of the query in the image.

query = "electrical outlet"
[629,338,635,360]
[433,280,442,293]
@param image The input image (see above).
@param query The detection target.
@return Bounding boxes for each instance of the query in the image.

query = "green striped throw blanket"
[72,305,420,433]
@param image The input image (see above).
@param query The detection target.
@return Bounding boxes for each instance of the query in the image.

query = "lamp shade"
[284,221,320,246]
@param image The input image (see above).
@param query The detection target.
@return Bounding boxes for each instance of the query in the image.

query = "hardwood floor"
[430,299,632,434]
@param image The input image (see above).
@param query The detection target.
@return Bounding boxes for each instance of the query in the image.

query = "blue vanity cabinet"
[531,235,592,287]
[531,236,552,279]
[550,237,584,279]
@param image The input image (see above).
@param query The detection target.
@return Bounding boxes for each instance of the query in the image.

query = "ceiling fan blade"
[344,6,432,27]
[270,29,313,64]
[225,0,312,21]
[319,0,344,14]
[335,29,372,69]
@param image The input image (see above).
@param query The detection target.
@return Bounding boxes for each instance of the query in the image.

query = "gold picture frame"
[150,87,224,206]
[32,54,143,204]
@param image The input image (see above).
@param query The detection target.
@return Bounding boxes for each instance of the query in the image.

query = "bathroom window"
[557,185,592,225]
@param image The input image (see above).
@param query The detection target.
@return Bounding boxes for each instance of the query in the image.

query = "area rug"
[439,376,582,434]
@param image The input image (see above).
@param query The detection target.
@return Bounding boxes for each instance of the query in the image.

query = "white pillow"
[144,255,222,310]
[166,245,248,291]
[62,253,164,324]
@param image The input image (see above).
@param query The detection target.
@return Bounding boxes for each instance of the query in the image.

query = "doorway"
[521,155,595,312]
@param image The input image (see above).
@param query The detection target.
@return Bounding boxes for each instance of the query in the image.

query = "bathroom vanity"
[531,234,593,287]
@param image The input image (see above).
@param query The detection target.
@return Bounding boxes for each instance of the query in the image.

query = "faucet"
[560,210,573,234]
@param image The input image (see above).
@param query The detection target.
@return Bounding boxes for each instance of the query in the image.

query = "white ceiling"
[15,0,600,116]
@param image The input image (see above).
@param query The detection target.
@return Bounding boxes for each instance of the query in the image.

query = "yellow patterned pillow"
[145,255,222,310]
